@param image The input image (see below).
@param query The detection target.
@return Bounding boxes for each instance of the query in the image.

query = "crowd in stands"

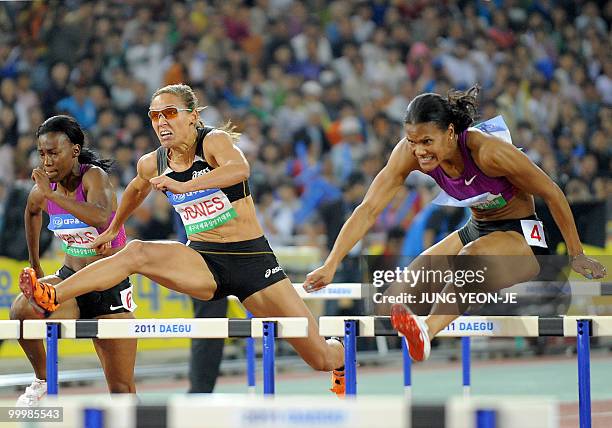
[0,0,609,262]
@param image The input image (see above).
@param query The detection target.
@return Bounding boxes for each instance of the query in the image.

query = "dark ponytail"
[404,85,480,133]
[36,115,114,172]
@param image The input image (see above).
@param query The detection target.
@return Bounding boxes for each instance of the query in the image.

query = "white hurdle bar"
[18,318,308,397]
[0,320,20,339]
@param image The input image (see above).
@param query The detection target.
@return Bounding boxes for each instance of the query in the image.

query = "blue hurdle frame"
[577,319,591,428]
[262,321,276,395]
[462,336,471,396]
[344,320,358,395]
[46,323,59,395]
[42,316,594,425]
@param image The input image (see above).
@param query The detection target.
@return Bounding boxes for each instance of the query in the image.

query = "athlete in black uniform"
[20,84,346,395]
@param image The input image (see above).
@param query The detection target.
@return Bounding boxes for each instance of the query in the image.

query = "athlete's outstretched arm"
[475,131,606,279]
[24,186,46,278]
[91,153,155,250]
[149,130,249,193]
[304,140,419,291]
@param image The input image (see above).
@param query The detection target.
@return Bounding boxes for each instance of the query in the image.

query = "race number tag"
[520,220,548,248]
[48,214,100,257]
[167,189,237,235]
[120,286,137,312]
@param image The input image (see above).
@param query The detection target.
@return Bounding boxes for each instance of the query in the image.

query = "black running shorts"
[55,265,133,319]
[458,214,551,256]
[188,236,288,301]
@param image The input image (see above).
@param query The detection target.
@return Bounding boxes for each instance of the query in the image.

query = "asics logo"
[464,175,476,186]
[192,168,209,179]
[265,266,283,278]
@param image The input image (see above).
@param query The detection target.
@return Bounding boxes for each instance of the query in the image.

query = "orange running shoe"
[19,268,58,315]
[390,303,431,361]
[329,337,345,397]
[330,367,345,397]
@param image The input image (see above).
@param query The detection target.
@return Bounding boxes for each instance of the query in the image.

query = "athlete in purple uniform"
[10,115,136,406]
[303,86,606,361]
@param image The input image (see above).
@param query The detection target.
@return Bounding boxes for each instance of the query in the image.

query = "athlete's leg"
[92,312,137,393]
[425,231,540,336]
[29,241,218,307]
[381,231,464,315]
[10,275,80,380]
[243,278,344,372]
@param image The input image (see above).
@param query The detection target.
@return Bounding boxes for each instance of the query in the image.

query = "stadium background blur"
[0,0,609,360]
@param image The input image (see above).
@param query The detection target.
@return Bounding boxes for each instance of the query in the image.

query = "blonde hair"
[152,83,241,143]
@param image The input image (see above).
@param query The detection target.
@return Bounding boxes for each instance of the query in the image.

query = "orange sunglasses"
[148,107,192,121]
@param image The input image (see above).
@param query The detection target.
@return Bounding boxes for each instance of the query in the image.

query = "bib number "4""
[520,220,548,248]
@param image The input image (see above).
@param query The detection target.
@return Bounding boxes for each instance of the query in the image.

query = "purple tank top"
[46,164,127,258]
[427,130,515,211]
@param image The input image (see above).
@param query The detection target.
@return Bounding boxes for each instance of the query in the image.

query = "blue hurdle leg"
[262,321,276,395]
[577,319,591,428]
[84,408,104,428]
[46,323,59,395]
[344,320,357,396]
[401,338,412,400]
[476,409,497,428]
[462,337,471,396]
[246,311,256,394]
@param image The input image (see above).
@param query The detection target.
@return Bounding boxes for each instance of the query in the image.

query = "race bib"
[520,220,548,248]
[120,286,137,312]
[48,214,99,257]
[432,191,507,210]
[167,189,237,235]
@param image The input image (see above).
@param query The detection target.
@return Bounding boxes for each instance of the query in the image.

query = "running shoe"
[328,337,345,397]
[19,268,58,314]
[390,303,431,361]
[16,378,46,407]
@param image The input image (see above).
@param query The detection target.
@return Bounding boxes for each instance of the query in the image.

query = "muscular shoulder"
[82,165,110,188]
[465,128,518,177]
[202,129,234,151]
[137,150,159,179]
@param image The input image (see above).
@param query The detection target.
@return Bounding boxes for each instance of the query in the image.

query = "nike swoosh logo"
[464,175,476,185]
[109,305,124,311]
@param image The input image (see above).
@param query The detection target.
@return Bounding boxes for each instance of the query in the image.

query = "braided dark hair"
[36,115,113,172]
[404,85,480,133]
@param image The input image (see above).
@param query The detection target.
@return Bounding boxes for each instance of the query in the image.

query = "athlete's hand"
[149,175,186,194]
[303,264,337,293]
[571,254,607,280]
[92,229,118,256]
[31,168,52,197]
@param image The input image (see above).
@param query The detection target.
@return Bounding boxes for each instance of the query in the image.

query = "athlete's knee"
[458,240,486,257]
[123,240,150,270]
[10,294,30,320]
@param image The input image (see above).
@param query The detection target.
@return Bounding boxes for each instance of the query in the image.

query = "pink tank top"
[46,164,127,258]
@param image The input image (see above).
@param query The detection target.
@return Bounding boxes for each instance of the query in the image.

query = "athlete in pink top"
[10,115,136,406]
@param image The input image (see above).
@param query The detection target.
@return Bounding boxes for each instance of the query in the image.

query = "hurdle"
[21,317,308,396]
[244,281,608,397]
[320,315,612,428]
[34,393,559,428]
